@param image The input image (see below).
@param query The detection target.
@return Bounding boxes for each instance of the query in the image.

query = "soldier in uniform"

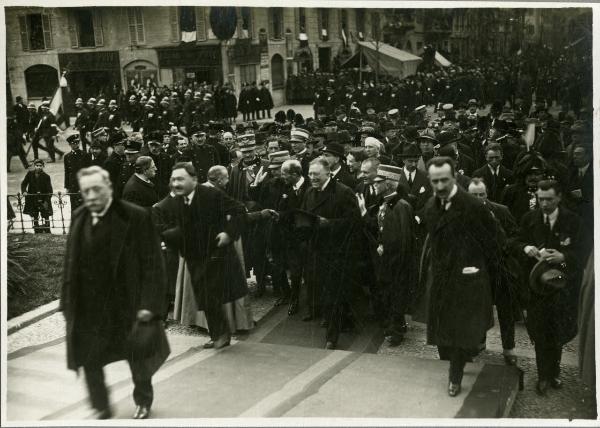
[103,138,126,188]
[187,125,220,183]
[73,98,91,153]
[63,134,91,212]
[115,139,142,199]
[147,139,174,199]
[289,127,313,176]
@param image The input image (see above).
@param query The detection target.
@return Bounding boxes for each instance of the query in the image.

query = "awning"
[341,41,422,78]
[434,51,452,67]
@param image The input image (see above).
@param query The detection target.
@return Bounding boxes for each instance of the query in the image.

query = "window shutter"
[18,16,30,51]
[136,8,145,44]
[169,7,179,43]
[127,8,137,44]
[93,9,104,46]
[195,7,206,41]
[67,11,78,48]
[41,14,53,49]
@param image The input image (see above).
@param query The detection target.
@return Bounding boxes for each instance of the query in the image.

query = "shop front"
[58,51,121,106]
[157,45,223,86]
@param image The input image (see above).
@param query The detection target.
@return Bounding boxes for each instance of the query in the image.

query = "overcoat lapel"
[64,209,87,287]
[306,181,334,212]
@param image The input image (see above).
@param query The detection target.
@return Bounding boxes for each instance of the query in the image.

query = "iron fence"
[7,192,78,234]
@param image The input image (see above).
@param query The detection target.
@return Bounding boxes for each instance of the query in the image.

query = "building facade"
[6,6,385,108]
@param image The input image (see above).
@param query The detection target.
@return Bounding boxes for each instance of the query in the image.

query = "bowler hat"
[437,130,459,147]
[322,142,345,158]
[529,259,567,296]
[397,143,421,159]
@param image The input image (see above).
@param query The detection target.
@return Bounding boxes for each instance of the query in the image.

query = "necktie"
[544,214,552,246]
[408,172,413,187]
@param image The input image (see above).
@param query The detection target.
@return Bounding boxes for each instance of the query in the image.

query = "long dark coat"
[122,174,160,208]
[60,200,168,374]
[419,188,502,350]
[301,180,361,307]
[514,207,583,346]
[21,171,53,217]
[175,185,241,310]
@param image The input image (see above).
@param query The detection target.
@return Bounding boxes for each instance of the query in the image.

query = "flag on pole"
[50,87,69,131]
[524,121,536,152]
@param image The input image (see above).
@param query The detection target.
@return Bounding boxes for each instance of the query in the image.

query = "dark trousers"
[31,135,50,159]
[286,242,307,304]
[303,252,324,318]
[438,346,473,384]
[534,343,562,381]
[83,362,153,411]
[380,281,409,336]
[495,283,516,350]
[189,259,228,340]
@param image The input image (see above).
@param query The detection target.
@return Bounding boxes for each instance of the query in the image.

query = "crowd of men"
[7,48,594,415]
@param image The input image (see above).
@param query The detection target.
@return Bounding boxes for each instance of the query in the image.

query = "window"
[68,9,103,48]
[355,9,365,37]
[175,6,206,42]
[298,8,306,33]
[127,8,145,45]
[239,64,257,85]
[240,7,253,38]
[318,9,329,40]
[18,13,53,51]
[269,8,284,40]
[25,65,58,98]
[271,54,284,89]
[76,9,95,47]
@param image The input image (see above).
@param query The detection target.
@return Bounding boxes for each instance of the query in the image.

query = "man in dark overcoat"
[169,162,241,348]
[64,134,91,212]
[301,158,361,350]
[471,143,514,203]
[420,156,502,397]
[514,179,583,395]
[60,166,168,419]
[122,156,159,209]
[21,159,53,233]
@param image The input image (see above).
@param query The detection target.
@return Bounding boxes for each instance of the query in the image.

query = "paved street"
[6,287,595,421]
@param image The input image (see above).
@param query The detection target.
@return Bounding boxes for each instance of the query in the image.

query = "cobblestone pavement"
[378,314,597,419]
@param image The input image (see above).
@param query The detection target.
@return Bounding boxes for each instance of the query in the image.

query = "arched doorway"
[271,54,284,89]
[124,59,159,90]
[25,64,58,99]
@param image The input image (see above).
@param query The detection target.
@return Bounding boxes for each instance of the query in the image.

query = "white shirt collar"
[579,163,590,175]
[447,184,458,201]
[320,177,331,191]
[545,207,559,226]
[135,173,152,183]
[293,176,305,191]
[403,167,414,179]
[488,164,499,175]
[184,189,196,205]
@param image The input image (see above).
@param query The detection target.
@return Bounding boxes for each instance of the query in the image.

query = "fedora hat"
[529,259,567,296]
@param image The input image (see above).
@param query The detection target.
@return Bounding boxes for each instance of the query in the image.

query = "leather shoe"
[133,405,150,419]
[214,333,231,349]
[550,377,563,389]
[448,382,461,397]
[92,408,113,419]
[536,380,549,396]
[503,355,518,366]
[288,300,299,316]
[325,341,336,350]
[203,340,215,349]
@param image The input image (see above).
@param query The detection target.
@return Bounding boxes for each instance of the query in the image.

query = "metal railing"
[7,192,78,234]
